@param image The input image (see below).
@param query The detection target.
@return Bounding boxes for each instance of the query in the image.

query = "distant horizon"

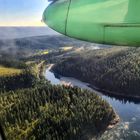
[0,25,46,27]
[0,23,46,27]
[0,26,59,39]
[0,26,47,27]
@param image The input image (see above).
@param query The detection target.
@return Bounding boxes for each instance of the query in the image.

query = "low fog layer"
[0,27,59,39]
[0,27,110,59]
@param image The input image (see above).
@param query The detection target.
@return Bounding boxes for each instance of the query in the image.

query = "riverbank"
[52,65,140,101]
[89,84,140,102]
[52,48,140,98]
[45,64,120,131]
[45,64,140,139]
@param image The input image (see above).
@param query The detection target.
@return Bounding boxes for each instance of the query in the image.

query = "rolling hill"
[52,47,140,98]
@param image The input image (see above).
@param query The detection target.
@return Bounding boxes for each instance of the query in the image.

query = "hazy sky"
[0,0,50,26]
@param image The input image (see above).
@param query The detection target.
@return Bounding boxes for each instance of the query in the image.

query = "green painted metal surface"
[43,0,70,34]
[43,0,140,46]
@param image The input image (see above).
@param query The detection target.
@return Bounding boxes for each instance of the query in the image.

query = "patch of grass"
[61,46,73,51]
[42,50,49,55]
[0,66,22,77]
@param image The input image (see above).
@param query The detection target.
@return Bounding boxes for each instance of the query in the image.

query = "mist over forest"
[0,27,58,39]
[0,27,108,60]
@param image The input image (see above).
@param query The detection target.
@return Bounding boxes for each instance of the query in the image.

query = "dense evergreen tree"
[0,84,116,140]
[53,47,140,97]
[0,50,117,140]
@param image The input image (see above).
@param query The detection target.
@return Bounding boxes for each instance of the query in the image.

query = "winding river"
[45,66,140,140]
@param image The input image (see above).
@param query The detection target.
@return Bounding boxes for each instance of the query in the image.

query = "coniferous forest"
[0,57,116,140]
[1,27,140,140]
[52,47,140,98]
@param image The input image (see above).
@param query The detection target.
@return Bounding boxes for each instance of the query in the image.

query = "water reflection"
[55,71,140,104]
[102,92,140,105]
[45,68,140,139]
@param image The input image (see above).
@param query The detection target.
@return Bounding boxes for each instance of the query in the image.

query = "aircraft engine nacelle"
[43,0,140,46]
